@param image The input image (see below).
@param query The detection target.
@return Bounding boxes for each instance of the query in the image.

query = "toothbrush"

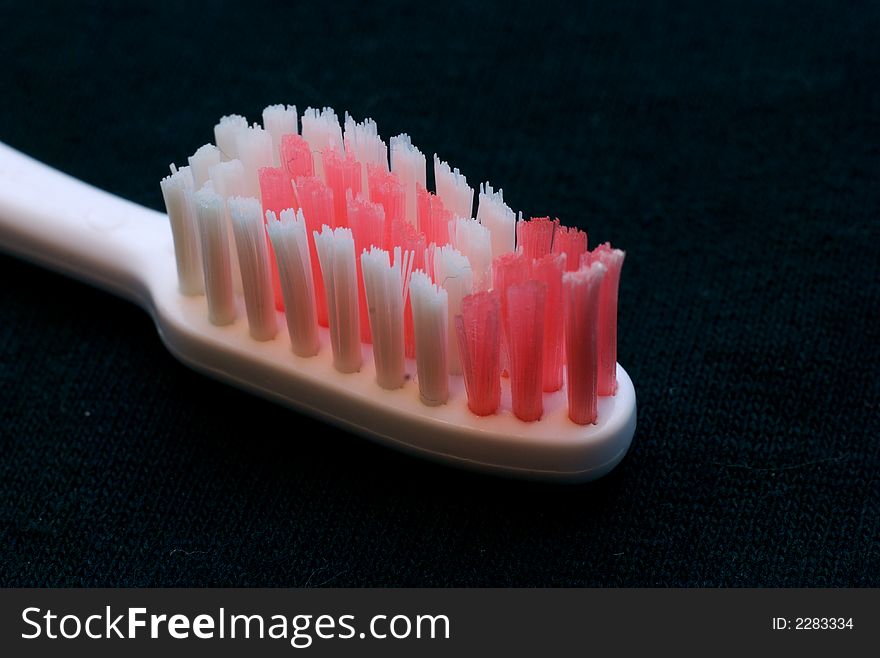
[0,108,636,482]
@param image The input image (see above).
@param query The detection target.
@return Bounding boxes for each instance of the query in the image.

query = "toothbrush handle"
[0,141,170,307]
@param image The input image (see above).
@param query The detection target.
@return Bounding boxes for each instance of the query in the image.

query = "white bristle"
[208,159,245,198]
[390,133,426,226]
[432,244,473,375]
[434,155,474,221]
[344,113,388,193]
[361,247,407,390]
[194,184,236,326]
[314,225,362,373]
[160,165,203,296]
[235,125,274,199]
[208,159,245,293]
[409,269,449,406]
[266,208,320,357]
[214,115,249,161]
[228,196,278,342]
[301,107,344,183]
[477,182,516,259]
[450,217,492,291]
[262,104,298,166]
[188,144,221,189]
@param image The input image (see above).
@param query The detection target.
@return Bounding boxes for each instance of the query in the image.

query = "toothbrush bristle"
[434,155,474,222]
[456,290,502,416]
[361,247,407,390]
[343,114,388,194]
[367,164,406,247]
[160,166,203,296]
[322,147,362,228]
[432,244,473,375]
[194,185,236,326]
[301,107,344,182]
[450,217,492,291]
[214,114,248,161]
[409,270,449,406]
[280,134,314,181]
[390,133,427,227]
[589,243,626,396]
[235,126,273,199]
[229,196,278,342]
[505,280,547,422]
[266,209,320,357]
[516,216,559,261]
[391,218,426,358]
[261,104,298,167]
[314,225,361,374]
[294,177,335,327]
[476,183,516,260]
[532,252,566,392]
[552,224,588,271]
[164,104,629,428]
[188,144,221,189]
[416,185,452,247]
[563,261,606,424]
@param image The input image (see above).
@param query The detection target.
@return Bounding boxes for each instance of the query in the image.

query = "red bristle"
[281,134,314,180]
[323,147,362,228]
[368,164,405,248]
[455,290,502,416]
[391,218,427,358]
[259,166,297,310]
[348,194,386,343]
[589,243,626,396]
[505,280,547,422]
[563,263,605,424]
[295,176,335,327]
[492,250,531,375]
[552,224,588,271]
[531,253,566,392]
[516,216,558,260]
[416,184,452,247]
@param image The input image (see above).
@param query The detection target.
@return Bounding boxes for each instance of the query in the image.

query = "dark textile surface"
[0,0,877,586]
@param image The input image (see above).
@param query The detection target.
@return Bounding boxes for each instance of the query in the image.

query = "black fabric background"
[0,0,877,586]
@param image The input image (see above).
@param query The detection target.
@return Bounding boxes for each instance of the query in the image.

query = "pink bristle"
[294,176,335,327]
[416,184,451,247]
[455,291,502,416]
[589,243,626,396]
[492,250,531,375]
[348,193,386,342]
[391,218,427,358]
[281,134,314,180]
[505,280,547,422]
[552,224,588,271]
[531,253,566,392]
[259,166,297,310]
[367,164,405,248]
[563,262,606,424]
[323,146,362,228]
[516,216,558,260]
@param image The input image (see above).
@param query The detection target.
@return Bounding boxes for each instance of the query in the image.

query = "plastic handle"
[0,142,169,307]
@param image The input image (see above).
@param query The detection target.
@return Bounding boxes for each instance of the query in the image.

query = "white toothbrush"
[0,138,636,483]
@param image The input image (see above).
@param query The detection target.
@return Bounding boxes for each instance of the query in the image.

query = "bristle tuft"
[314,225,361,373]
[194,185,236,326]
[455,290,502,416]
[589,243,626,396]
[532,252,566,392]
[267,209,320,357]
[390,133,427,226]
[409,270,449,406]
[160,166,204,296]
[477,183,516,259]
[433,155,474,221]
[563,262,606,424]
[262,104,298,166]
[432,244,473,375]
[229,196,278,341]
[505,281,547,421]
[361,247,407,389]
